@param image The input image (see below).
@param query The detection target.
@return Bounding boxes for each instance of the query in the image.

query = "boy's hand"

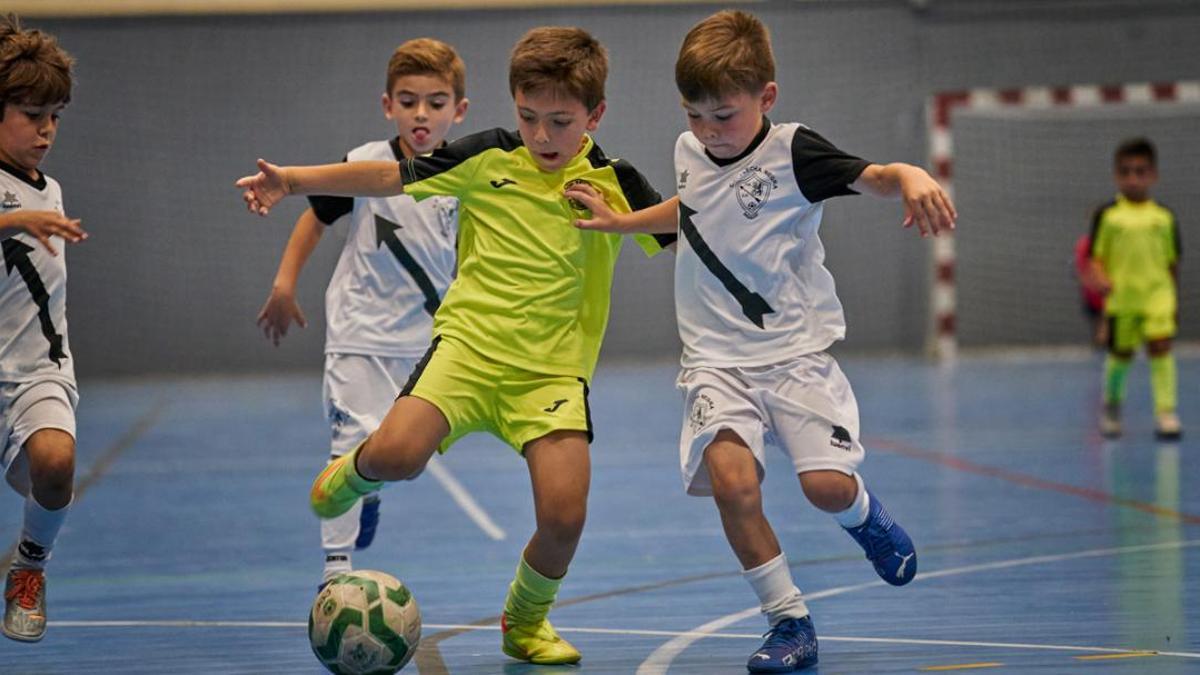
[236,159,290,216]
[566,183,624,233]
[899,167,957,238]
[14,211,86,256]
[257,286,307,346]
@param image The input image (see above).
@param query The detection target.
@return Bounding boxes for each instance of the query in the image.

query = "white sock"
[323,551,353,582]
[15,496,71,570]
[833,473,870,529]
[743,553,808,626]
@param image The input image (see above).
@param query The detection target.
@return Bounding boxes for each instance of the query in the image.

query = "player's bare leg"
[310,396,448,518]
[706,430,817,672]
[501,430,589,665]
[5,429,74,643]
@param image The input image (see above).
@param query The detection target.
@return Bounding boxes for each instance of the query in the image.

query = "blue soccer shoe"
[747,615,818,673]
[844,491,917,586]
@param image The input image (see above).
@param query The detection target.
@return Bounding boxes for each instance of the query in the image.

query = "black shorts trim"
[578,377,593,443]
[399,336,442,399]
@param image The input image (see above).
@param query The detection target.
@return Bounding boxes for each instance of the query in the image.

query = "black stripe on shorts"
[578,377,594,444]
[399,336,442,399]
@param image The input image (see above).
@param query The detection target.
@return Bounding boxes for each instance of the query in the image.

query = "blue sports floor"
[1,351,1198,673]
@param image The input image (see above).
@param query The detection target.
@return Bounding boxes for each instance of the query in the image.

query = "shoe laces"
[6,569,44,610]
[760,618,806,650]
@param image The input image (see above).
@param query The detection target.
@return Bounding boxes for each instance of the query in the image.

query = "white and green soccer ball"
[309,570,422,675]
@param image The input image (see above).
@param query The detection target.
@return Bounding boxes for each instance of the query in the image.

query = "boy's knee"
[360,433,431,480]
[799,470,856,512]
[1147,339,1172,357]
[710,470,762,514]
[538,502,587,542]
[24,430,75,504]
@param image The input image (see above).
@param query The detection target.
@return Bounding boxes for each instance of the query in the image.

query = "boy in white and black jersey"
[0,13,87,643]
[256,38,467,587]
[570,10,956,673]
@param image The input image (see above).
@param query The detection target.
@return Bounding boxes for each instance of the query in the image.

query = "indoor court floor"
[1,351,1197,673]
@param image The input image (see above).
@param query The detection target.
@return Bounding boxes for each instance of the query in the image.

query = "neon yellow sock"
[1104,355,1131,405]
[345,442,381,491]
[503,557,562,625]
[1150,353,1177,413]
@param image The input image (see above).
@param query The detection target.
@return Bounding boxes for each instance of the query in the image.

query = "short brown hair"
[676,10,774,102]
[509,27,607,112]
[0,13,74,112]
[1114,136,1156,167]
[386,38,466,101]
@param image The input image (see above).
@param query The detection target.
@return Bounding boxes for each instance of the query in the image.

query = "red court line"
[866,437,1200,525]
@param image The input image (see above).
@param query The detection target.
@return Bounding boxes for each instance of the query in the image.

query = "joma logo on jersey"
[730,166,777,219]
[1,191,19,209]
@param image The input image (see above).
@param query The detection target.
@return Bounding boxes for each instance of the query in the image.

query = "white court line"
[425,456,506,541]
[44,621,1200,661]
[637,538,1200,675]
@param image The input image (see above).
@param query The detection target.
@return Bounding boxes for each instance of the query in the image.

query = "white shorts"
[2,379,78,487]
[677,351,865,496]
[322,353,420,457]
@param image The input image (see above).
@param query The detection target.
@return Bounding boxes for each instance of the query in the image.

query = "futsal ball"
[309,570,422,675]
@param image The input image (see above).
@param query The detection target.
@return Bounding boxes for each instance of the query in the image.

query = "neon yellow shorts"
[400,336,592,453]
[1107,311,1176,353]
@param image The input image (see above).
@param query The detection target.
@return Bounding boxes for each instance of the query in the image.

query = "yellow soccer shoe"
[310,446,382,519]
[501,615,582,665]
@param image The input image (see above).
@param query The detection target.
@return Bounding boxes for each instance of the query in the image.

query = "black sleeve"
[1171,209,1181,261]
[610,158,677,248]
[401,128,522,184]
[306,155,354,225]
[1088,202,1114,256]
[790,126,871,203]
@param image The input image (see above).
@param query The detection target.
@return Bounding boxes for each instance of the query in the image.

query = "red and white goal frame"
[925,80,1200,360]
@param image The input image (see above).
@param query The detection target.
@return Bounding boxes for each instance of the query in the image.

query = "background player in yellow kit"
[1090,137,1182,439]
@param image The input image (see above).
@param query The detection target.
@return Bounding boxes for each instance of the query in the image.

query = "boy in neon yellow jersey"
[237,27,667,665]
[1090,137,1182,440]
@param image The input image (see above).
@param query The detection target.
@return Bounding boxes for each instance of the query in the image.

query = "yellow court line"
[1075,651,1158,661]
[920,664,1004,672]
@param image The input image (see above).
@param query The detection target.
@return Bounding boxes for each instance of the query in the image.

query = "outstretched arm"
[852,163,957,238]
[236,159,402,216]
[567,184,679,235]
[0,210,87,255]
[257,208,325,346]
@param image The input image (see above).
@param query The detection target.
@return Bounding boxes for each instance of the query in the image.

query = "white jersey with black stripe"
[0,164,75,388]
[673,120,870,368]
[310,139,459,358]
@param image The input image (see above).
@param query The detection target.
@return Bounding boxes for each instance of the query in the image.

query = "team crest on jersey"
[688,393,715,433]
[564,179,595,212]
[730,166,778,220]
[1,191,19,209]
[677,169,689,191]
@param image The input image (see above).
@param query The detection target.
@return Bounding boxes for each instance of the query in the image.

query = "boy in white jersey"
[0,13,87,643]
[256,38,467,586]
[570,10,956,672]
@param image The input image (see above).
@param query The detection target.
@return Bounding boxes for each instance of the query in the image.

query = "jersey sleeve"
[401,128,518,202]
[790,126,871,203]
[307,155,354,225]
[609,158,676,254]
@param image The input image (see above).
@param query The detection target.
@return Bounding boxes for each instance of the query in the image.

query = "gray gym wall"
[30,0,1200,377]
